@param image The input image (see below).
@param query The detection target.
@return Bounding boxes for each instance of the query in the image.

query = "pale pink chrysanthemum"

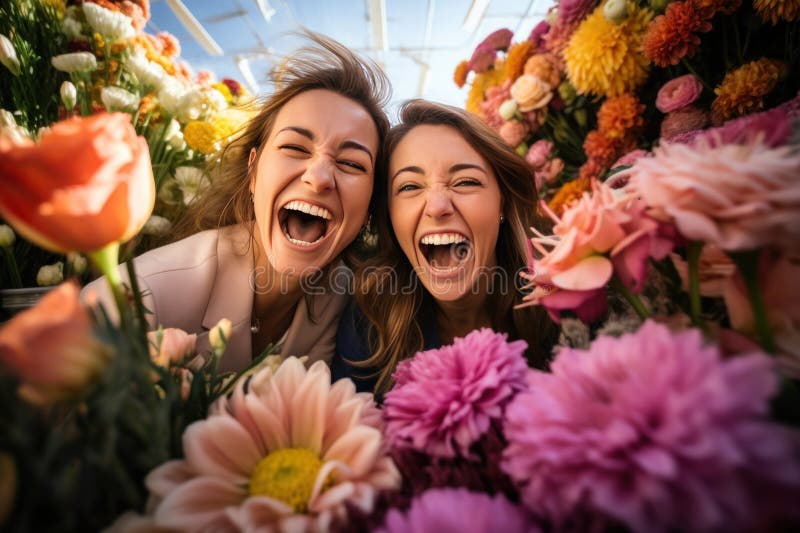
[502,320,800,532]
[378,488,538,533]
[630,133,800,251]
[383,328,529,459]
[140,357,400,532]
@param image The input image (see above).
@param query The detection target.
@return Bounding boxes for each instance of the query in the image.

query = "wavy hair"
[351,100,556,392]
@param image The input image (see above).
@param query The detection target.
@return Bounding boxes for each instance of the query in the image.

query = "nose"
[424,187,454,219]
[301,157,336,193]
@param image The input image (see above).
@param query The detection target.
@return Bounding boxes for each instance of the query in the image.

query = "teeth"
[284,231,322,246]
[420,233,468,245]
[284,200,332,220]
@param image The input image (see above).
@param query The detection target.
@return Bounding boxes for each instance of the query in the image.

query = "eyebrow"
[391,163,487,182]
[277,126,374,165]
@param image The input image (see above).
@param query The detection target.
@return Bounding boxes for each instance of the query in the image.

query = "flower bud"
[68,253,88,275]
[573,108,588,128]
[604,0,628,23]
[51,52,97,73]
[36,262,64,287]
[60,81,77,110]
[0,34,21,76]
[557,81,577,106]
[515,142,529,157]
[649,0,669,12]
[0,224,14,247]
[498,98,519,121]
[209,318,232,357]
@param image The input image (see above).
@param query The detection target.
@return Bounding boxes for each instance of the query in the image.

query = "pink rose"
[534,157,564,191]
[656,74,704,113]
[525,139,554,168]
[499,120,529,147]
[510,74,553,112]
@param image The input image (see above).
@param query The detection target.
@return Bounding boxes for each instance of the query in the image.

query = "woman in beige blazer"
[85,34,390,372]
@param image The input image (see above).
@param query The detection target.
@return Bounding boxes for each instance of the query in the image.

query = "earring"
[499,214,505,224]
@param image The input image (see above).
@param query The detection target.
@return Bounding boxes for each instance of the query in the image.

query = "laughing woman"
[332,100,555,393]
[84,35,390,371]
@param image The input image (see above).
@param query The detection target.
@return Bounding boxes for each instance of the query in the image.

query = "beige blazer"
[82,225,349,372]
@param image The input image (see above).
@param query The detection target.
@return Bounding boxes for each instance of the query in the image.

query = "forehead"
[390,124,485,169]
[271,89,379,147]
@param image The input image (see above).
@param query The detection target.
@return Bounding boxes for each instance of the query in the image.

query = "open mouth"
[279,200,333,247]
[419,232,472,272]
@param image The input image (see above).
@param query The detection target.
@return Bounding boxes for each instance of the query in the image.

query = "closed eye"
[279,144,310,154]
[455,178,481,187]
[337,159,367,172]
[397,183,420,193]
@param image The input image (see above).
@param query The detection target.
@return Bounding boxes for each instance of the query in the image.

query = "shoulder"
[133,226,237,279]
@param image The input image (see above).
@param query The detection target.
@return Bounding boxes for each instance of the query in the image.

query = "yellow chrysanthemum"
[465,62,507,114]
[564,1,654,98]
[184,116,238,155]
[753,0,800,24]
[711,58,787,123]
[212,82,234,104]
[548,177,592,215]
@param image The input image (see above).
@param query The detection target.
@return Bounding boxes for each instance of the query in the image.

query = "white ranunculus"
[82,2,135,41]
[51,52,97,73]
[163,119,186,150]
[174,166,209,205]
[61,15,85,41]
[100,85,140,111]
[60,81,77,110]
[125,54,167,91]
[157,79,189,115]
[176,89,204,122]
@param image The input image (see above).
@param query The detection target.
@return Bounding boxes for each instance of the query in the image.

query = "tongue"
[286,212,325,243]
[428,245,459,269]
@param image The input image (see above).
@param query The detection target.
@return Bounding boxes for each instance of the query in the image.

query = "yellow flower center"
[248,448,329,513]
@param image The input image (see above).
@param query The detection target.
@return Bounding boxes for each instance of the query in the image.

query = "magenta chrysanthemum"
[377,488,537,533]
[383,328,529,459]
[502,321,800,532]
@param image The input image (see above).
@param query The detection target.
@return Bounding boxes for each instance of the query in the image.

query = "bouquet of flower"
[0,0,252,293]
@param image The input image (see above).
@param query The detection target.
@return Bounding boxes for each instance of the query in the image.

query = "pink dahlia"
[140,357,400,531]
[502,321,800,532]
[631,133,800,251]
[383,328,529,459]
[378,488,537,533]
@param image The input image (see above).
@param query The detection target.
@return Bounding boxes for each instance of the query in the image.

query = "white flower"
[100,85,140,111]
[604,0,628,22]
[36,262,64,287]
[68,253,88,275]
[157,79,189,115]
[0,109,16,128]
[176,88,204,122]
[61,15,85,41]
[0,34,21,76]
[205,87,228,113]
[141,215,172,236]
[82,2,135,41]
[163,118,186,150]
[499,98,519,121]
[60,81,77,110]
[0,109,30,144]
[125,54,166,91]
[174,166,209,205]
[0,224,15,247]
[51,52,97,73]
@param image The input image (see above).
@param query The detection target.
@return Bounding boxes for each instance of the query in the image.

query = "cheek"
[341,178,374,222]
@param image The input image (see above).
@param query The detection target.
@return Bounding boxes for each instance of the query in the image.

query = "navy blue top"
[331,301,440,393]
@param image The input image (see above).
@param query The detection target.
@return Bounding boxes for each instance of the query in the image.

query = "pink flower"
[559,0,599,24]
[141,358,400,531]
[525,139,555,168]
[631,134,800,251]
[510,74,553,112]
[378,488,537,533]
[146,328,197,368]
[502,321,800,532]
[655,74,704,113]
[468,43,496,73]
[478,81,511,132]
[528,20,550,48]
[611,148,648,169]
[476,28,514,52]
[383,329,529,459]
[723,250,800,358]
[499,120,529,147]
[519,181,675,322]
[533,157,564,191]
[659,105,709,140]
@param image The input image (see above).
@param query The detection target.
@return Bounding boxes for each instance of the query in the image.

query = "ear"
[248,148,257,193]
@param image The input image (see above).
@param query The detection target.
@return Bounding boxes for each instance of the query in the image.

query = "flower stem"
[87,242,128,322]
[611,275,650,321]
[687,241,704,328]
[1,246,22,288]
[729,250,775,353]
[681,59,713,92]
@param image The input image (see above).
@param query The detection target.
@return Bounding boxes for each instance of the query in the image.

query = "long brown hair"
[174,32,391,248]
[352,100,556,392]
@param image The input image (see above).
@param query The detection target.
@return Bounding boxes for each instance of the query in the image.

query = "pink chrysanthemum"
[378,488,537,533]
[383,328,529,459]
[502,321,800,532]
[140,358,400,532]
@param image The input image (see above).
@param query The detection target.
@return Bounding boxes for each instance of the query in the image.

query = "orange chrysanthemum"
[564,2,654,98]
[643,1,712,67]
[753,0,800,24]
[711,58,788,123]
[523,53,562,89]
[578,159,606,181]
[548,176,592,215]
[454,60,470,88]
[583,130,638,169]
[597,94,645,139]
[691,0,742,18]
[505,41,535,81]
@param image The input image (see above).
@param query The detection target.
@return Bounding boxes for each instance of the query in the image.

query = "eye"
[337,159,367,172]
[279,144,310,154]
[455,178,481,187]
[397,183,420,193]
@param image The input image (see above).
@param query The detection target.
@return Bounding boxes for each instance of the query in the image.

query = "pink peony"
[499,120,529,147]
[378,488,537,533]
[655,74,704,113]
[502,321,800,532]
[659,105,709,140]
[383,328,529,459]
[631,134,800,251]
[525,139,555,168]
[140,357,400,531]
[519,181,675,322]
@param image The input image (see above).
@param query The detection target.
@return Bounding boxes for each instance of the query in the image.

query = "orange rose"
[0,282,110,405]
[0,112,154,253]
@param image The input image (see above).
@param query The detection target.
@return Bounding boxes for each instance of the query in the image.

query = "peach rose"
[510,74,553,112]
[147,327,197,368]
[0,112,154,253]
[0,282,110,405]
[523,53,562,88]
